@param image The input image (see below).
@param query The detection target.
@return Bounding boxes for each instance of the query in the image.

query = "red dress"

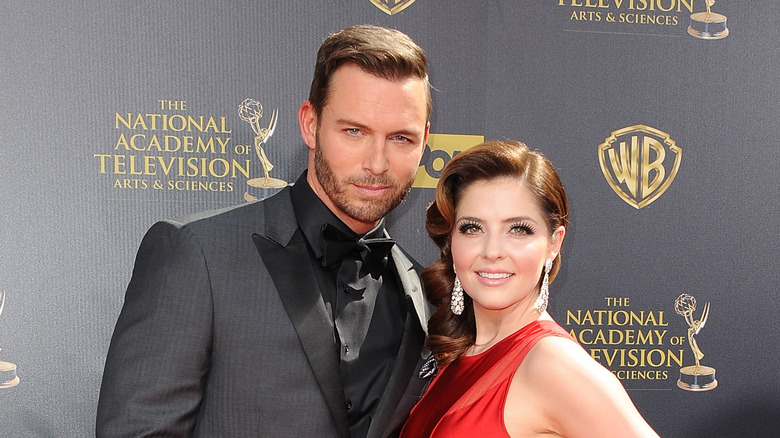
[400,320,574,438]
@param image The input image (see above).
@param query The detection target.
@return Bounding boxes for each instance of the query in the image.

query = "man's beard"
[314,136,415,224]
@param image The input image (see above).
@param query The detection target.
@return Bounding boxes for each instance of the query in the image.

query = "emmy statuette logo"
[598,125,682,209]
[0,291,20,388]
[238,98,286,201]
[370,0,417,15]
[688,0,728,40]
[674,294,717,391]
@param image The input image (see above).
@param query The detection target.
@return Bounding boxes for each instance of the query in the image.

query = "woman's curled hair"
[422,140,569,367]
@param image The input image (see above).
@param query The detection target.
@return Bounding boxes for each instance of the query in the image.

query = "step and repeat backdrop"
[1,1,778,436]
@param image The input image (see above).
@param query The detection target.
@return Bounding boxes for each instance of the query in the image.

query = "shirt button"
[346,401,352,410]
[344,344,349,353]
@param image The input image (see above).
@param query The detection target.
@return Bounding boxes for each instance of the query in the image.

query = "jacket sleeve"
[96,220,213,437]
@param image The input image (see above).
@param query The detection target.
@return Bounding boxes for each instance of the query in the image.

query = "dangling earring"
[534,258,553,313]
[451,266,464,315]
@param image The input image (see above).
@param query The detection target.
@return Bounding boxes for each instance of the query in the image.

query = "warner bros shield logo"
[370,0,417,15]
[598,125,682,209]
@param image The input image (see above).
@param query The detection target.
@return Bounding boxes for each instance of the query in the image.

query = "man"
[96,24,434,437]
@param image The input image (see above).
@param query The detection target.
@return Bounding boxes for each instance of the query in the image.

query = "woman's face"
[450,178,564,315]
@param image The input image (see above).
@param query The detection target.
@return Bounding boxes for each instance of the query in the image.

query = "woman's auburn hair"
[422,140,569,367]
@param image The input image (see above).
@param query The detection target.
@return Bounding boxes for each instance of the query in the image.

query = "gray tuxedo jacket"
[96,186,434,437]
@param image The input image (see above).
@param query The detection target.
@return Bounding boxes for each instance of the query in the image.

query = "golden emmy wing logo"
[0,291,20,389]
[687,0,729,40]
[238,98,286,201]
[598,125,682,209]
[674,294,717,391]
[413,134,484,188]
[370,0,417,15]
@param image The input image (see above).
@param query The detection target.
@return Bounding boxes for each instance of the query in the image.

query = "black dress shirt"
[291,171,406,438]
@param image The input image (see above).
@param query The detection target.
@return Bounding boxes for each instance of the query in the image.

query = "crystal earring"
[534,258,553,313]
[451,267,464,315]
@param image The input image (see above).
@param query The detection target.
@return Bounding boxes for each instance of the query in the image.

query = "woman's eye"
[457,221,482,234]
[510,223,534,235]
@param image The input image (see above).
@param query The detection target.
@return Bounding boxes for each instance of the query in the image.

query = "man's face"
[300,63,430,233]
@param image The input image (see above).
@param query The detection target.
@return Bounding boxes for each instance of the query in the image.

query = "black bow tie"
[320,224,395,279]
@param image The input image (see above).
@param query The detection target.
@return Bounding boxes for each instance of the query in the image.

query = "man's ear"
[422,121,430,150]
[298,100,317,151]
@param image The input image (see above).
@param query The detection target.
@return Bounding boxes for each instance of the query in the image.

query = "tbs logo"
[413,134,484,188]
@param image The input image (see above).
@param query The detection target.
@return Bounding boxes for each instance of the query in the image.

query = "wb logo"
[369,0,418,15]
[413,134,484,188]
[598,125,682,209]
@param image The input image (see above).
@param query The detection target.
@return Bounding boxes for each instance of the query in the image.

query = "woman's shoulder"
[522,332,615,390]
[510,331,659,437]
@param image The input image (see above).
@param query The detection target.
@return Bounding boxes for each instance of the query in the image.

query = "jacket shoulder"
[166,186,294,234]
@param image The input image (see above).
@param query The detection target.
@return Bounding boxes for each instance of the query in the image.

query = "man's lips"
[354,184,391,196]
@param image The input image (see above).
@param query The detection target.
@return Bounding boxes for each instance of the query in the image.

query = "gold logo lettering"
[370,0,417,15]
[598,125,682,209]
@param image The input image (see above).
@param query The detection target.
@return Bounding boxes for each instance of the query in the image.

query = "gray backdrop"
[1,1,778,436]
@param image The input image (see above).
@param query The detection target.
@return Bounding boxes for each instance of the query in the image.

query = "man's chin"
[343,198,399,224]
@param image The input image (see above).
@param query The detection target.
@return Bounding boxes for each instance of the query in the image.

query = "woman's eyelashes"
[455,220,536,236]
[509,222,535,236]
[456,220,482,234]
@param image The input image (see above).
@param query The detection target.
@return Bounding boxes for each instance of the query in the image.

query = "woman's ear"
[549,225,566,259]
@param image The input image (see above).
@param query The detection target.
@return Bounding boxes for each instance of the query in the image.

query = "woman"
[401,141,658,437]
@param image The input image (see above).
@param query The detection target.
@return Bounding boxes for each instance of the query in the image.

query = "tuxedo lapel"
[252,192,350,438]
[391,246,432,343]
[366,248,434,438]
